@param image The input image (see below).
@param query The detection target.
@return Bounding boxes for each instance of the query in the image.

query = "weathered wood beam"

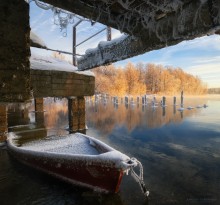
[41,0,121,31]
[78,0,220,70]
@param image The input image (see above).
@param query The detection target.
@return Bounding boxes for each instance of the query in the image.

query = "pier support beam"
[0,0,30,102]
[34,98,44,125]
[0,105,7,142]
[68,97,86,132]
[78,97,86,130]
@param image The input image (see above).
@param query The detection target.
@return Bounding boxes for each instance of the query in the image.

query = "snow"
[21,133,99,155]
[30,31,47,48]
[30,51,77,72]
[0,142,6,147]
[8,132,131,169]
[84,34,128,55]
[30,49,94,76]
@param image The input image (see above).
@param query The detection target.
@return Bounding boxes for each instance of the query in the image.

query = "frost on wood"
[77,0,220,70]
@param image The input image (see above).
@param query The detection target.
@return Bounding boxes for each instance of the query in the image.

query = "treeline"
[93,62,207,96]
[208,88,220,94]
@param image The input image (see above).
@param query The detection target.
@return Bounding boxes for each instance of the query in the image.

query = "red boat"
[7,132,138,193]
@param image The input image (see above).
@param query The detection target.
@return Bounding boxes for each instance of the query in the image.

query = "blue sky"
[30,2,220,88]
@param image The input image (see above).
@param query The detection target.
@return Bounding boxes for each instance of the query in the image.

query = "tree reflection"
[86,97,208,135]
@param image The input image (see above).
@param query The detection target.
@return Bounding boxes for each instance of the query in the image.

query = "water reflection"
[86,97,206,135]
[86,96,220,204]
[1,96,220,205]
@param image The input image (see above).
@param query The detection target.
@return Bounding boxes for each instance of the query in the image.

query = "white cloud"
[186,63,220,88]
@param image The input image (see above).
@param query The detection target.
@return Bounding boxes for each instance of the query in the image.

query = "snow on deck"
[30,31,47,48]
[30,48,94,77]
[21,134,100,155]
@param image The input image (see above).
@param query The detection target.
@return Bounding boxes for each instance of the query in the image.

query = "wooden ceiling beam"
[77,0,220,70]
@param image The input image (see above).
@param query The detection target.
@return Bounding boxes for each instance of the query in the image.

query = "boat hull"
[7,133,131,193]
[9,148,124,193]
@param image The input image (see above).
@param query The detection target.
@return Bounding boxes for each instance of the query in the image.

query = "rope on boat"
[129,157,150,197]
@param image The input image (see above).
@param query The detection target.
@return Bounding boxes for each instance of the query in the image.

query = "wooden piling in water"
[0,105,7,142]
[137,97,140,104]
[181,91,184,107]
[162,96,166,107]
[34,98,44,125]
[68,97,86,132]
[142,96,145,105]
[173,96,176,106]
[78,97,86,130]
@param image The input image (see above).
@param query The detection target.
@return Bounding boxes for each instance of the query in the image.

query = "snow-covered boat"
[7,132,139,193]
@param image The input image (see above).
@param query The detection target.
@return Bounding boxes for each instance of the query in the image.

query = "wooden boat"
[7,132,137,193]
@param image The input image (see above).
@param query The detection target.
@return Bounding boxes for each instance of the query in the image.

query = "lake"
[1,95,220,205]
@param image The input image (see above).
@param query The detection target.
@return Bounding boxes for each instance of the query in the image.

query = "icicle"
[27,0,87,37]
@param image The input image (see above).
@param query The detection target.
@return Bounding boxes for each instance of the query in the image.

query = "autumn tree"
[93,62,207,96]
[52,52,66,61]
[124,62,146,95]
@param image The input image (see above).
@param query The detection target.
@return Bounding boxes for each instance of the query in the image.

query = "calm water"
[1,95,220,205]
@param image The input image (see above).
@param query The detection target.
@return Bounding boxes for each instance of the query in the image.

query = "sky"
[29,2,220,88]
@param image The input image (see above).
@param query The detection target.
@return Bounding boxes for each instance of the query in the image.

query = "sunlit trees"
[110,68,127,96]
[124,62,146,95]
[52,52,66,61]
[93,62,207,96]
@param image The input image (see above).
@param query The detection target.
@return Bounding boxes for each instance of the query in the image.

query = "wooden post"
[145,95,148,104]
[162,96,166,107]
[34,98,44,125]
[142,96,145,105]
[78,96,86,130]
[125,96,129,105]
[173,96,176,106]
[181,91,184,108]
[162,107,166,117]
[152,96,156,106]
[0,104,7,142]
[173,105,176,115]
[68,97,78,132]
[68,97,86,132]
[137,97,140,104]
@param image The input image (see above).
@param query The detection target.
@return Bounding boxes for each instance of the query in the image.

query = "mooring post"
[181,91,184,108]
[162,106,166,116]
[173,105,176,115]
[125,96,128,105]
[137,96,140,104]
[152,96,156,106]
[0,104,7,142]
[173,96,176,106]
[142,96,145,105]
[34,98,44,125]
[162,96,166,107]
[180,111,183,119]
[145,95,148,104]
